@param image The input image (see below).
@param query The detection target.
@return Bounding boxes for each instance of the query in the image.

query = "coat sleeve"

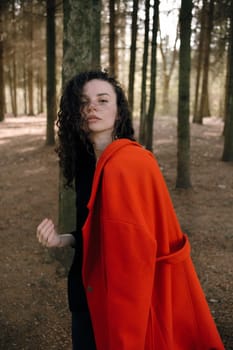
[99,154,158,349]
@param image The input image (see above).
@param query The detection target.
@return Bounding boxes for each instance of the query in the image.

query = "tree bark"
[62,0,101,85]
[0,1,5,122]
[12,0,17,116]
[176,0,192,188]
[197,0,213,122]
[109,0,116,76]
[37,69,44,114]
[159,26,178,116]
[28,0,34,116]
[117,0,127,85]
[193,0,206,123]
[60,0,101,236]
[114,0,121,78]
[40,73,44,114]
[8,69,15,115]
[145,0,159,151]
[222,0,233,161]
[56,0,101,270]
[139,0,150,144]
[23,60,28,115]
[22,0,28,115]
[128,0,139,111]
[46,0,56,145]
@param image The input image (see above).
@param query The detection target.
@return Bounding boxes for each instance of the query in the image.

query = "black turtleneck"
[68,152,96,312]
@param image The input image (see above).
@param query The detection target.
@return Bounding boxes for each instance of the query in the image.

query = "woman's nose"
[87,101,97,111]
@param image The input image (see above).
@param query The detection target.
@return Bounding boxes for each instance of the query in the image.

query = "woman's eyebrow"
[81,93,110,98]
[97,93,110,97]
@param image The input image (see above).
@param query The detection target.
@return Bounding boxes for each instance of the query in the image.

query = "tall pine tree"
[59,0,101,234]
[176,0,192,188]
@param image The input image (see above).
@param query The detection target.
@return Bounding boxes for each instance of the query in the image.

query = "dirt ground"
[0,114,232,349]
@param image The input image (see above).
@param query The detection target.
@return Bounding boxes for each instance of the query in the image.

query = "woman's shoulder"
[117,139,154,161]
[104,140,159,174]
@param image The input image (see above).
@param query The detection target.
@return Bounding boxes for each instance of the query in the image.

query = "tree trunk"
[139,0,150,144]
[28,1,34,116]
[128,0,139,111]
[57,0,101,271]
[36,71,44,114]
[11,0,17,116]
[12,54,17,116]
[59,0,101,237]
[117,0,127,85]
[193,0,206,123]
[198,0,213,121]
[62,0,101,85]
[176,0,192,188]
[22,60,27,115]
[114,0,121,78]
[46,0,56,145]
[145,0,159,151]
[8,68,15,115]
[40,73,44,114]
[222,0,233,161]
[109,0,116,76]
[159,25,178,116]
[162,75,170,114]
[22,1,28,115]
[0,1,5,122]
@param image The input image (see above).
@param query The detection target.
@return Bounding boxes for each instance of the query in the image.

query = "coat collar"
[87,139,141,210]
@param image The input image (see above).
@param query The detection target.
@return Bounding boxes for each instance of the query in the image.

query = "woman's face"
[80,79,118,137]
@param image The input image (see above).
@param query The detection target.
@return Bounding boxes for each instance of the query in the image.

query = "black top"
[68,153,96,312]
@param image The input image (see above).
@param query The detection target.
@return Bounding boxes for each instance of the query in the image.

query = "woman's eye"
[99,99,108,104]
[81,100,88,106]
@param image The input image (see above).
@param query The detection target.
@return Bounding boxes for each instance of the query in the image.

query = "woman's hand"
[36,218,75,248]
[36,218,61,248]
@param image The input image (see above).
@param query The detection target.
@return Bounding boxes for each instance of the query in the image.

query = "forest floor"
[0,114,232,349]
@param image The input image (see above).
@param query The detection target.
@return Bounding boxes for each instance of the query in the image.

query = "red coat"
[82,139,224,350]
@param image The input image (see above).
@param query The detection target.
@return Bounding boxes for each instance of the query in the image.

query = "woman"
[37,70,224,349]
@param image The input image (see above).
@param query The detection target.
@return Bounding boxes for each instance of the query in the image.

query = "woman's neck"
[90,131,113,162]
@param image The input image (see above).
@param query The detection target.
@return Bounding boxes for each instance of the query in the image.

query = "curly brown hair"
[56,70,135,187]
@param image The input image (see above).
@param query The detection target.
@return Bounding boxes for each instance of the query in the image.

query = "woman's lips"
[87,115,101,122]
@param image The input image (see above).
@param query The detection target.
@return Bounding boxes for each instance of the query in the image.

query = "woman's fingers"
[37,218,55,246]
[36,218,61,248]
[36,218,49,239]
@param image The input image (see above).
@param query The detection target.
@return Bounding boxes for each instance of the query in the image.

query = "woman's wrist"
[58,234,75,248]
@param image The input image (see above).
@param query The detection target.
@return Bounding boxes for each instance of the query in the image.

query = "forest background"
[0,0,233,349]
